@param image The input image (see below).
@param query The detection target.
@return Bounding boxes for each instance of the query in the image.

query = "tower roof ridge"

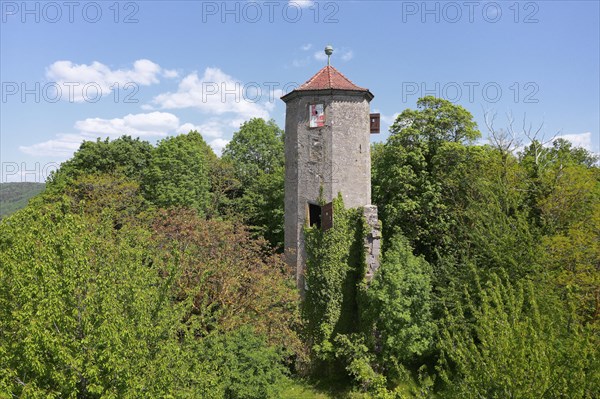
[296,65,368,92]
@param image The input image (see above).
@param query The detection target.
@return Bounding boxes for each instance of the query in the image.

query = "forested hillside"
[0,182,45,218]
[1,99,598,398]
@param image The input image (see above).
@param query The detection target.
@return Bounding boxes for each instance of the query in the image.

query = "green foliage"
[0,195,219,397]
[519,138,599,231]
[333,334,386,393]
[143,131,211,214]
[49,135,153,186]
[303,196,367,365]
[0,172,299,398]
[223,118,285,248]
[374,102,539,284]
[3,97,598,398]
[63,173,148,228]
[542,203,600,322]
[549,138,599,167]
[151,208,302,355]
[371,97,599,396]
[537,163,600,234]
[372,96,480,261]
[449,146,538,281]
[364,235,435,371]
[0,182,45,218]
[201,327,289,399]
[181,130,230,219]
[235,164,285,248]
[279,379,334,399]
[205,155,241,219]
[222,118,284,187]
[516,137,600,321]
[438,272,599,398]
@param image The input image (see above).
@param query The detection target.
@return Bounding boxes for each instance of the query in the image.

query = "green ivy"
[302,194,368,373]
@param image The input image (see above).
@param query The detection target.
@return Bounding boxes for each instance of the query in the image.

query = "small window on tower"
[309,104,325,128]
[308,203,321,228]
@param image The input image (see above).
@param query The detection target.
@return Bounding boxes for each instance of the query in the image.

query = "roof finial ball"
[325,45,334,66]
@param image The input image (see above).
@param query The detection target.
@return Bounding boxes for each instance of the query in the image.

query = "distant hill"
[0,183,46,218]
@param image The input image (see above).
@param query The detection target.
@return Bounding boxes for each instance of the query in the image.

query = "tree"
[372,96,480,262]
[542,203,600,322]
[201,327,289,399]
[0,190,221,398]
[364,235,435,373]
[222,118,285,248]
[547,138,598,168]
[205,156,241,220]
[0,173,299,398]
[143,131,211,214]
[235,165,285,248]
[150,207,302,354]
[49,135,153,187]
[222,118,284,187]
[179,130,237,219]
[438,272,599,399]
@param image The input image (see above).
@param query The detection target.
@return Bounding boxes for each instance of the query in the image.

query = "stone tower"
[281,47,381,291]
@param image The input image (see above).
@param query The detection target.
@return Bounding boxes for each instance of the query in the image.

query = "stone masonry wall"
[284,90,379,290]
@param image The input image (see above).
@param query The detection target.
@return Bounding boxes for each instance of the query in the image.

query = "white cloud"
[379,112,399,125]
[151,67,272,121]
[20,112,183,159]
[20,133,92,158]
[177,119,225,138]
[23,66,281,160]
[74,112,180,137]
[177,122,204,135]
[289,0,314,8]
[209,138,230,156]
[19,111,247,159]
[269,88,285,103]
[301,43,312,51]
[553,132,593,151]
[162,69,179,78]
[45,59,169,102]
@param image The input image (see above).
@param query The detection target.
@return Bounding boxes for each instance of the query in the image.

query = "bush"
[202,327,289,399]
[438,272,599,398]
[364,234,436,373]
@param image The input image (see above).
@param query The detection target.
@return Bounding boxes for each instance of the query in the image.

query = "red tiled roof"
[296,65,368,92]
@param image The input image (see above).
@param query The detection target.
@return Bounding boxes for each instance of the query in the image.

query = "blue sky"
[1,0,599,182]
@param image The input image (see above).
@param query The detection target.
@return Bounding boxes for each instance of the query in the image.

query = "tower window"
[308,203,322,228]
[309,104,325,128]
